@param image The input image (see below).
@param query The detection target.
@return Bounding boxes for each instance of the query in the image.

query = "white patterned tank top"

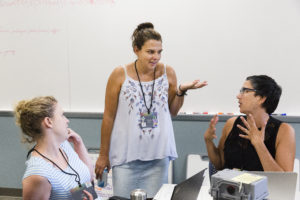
[109,64,178,167]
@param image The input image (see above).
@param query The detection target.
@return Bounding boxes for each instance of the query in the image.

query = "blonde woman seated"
[204,75,295,172]
[15,96,96,200]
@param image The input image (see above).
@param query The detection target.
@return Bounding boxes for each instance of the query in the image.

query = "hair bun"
[137,22,154,31]
[14,100,28,126]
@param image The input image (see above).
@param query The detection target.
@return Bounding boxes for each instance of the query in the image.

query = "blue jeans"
[112,157,169,198]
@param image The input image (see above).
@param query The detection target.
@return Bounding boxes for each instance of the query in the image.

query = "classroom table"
[153,176,300,200]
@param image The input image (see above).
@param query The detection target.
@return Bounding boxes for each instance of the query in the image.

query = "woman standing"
[95,22,207,198]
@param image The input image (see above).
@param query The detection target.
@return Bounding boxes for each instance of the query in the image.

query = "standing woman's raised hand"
[179,80,208,91]
[204,115,219,142]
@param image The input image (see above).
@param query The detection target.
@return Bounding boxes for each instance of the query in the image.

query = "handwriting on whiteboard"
[0,28,60,35]
[0,50,16,56]
[0,0,115,7]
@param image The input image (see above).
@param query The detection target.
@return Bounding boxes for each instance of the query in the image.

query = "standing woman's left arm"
[68,128,95,180]
[166,65,208,116]
[167,66,184,116]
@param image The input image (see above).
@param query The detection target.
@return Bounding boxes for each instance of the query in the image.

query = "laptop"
[250,171,298,200]
[170,168,206,200]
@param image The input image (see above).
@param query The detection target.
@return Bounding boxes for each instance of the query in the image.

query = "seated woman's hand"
[67,128,83,145]
[204,115,219,142]
[237,114,266,146]
[82,190,94,200]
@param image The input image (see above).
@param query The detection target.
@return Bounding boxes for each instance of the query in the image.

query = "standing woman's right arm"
[95,66,125,179]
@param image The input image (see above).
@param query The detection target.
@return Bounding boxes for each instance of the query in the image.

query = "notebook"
[250,171,298,200]
[170,168,206,200]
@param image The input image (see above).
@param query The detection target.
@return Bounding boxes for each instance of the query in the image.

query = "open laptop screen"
[250,171,297,200]
[171,168,206,200]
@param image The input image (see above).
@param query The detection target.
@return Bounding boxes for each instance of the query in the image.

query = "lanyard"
[134,60,156,114]
[32,148,82,187]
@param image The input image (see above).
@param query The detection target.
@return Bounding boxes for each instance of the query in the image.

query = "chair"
[208,161,218,180]
[186,154,210,186]
[294,158,300,191]
[168,160,173,184]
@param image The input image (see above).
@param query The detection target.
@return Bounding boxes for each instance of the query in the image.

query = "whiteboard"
[1,0,300,115]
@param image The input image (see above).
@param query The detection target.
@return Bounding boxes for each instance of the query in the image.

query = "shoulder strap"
[123,65,128,78]
[26,145,36,159]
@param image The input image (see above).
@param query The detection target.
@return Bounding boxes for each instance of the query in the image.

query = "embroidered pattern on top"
[122,75,169,136]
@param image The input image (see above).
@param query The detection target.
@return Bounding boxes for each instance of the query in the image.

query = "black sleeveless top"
[224,116,282,171]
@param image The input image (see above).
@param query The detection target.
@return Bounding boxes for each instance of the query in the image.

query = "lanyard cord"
[134,59,156,114]
[32,148,82,187]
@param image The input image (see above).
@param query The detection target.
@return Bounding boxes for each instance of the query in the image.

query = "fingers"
[67,128,76,138]
[204,115,218,141]
[238,115,266,143]
[95,156,109,179]
[204,129,217,141]
[94,158,102,179]
[95,165,103,180]
[208,115,218,130]
[82,190,93,200]
[237,124,249,135]
[210,115,219,128]
[240,116,251,130]
[68,128,78,135]
[180,80,208,90]
[239,134,250,140]
[213,115,219,124]
[261,122,266,133]
[194,80,208,88]
[67,129,82,144]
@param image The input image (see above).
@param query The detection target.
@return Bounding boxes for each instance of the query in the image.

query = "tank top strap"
[163,64,167,74]
[123,65,128,79]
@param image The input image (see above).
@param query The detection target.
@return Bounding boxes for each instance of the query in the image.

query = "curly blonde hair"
[14,96,57,143]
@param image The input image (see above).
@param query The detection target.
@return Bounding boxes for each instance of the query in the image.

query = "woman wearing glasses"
[204,75,295,171]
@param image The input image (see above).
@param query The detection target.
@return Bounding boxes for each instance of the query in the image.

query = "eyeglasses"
[239,87,256,94]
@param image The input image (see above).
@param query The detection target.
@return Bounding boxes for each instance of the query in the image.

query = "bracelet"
[176,85,187,97]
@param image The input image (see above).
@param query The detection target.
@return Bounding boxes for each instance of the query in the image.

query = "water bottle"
[97,168,108,188]
[130,189,147,200]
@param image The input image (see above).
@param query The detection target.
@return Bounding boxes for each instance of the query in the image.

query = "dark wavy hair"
[247,75,282,114]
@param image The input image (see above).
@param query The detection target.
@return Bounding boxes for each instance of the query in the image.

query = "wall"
[1,0,300,114]
[1,112,299,189]
[1,0,300,191]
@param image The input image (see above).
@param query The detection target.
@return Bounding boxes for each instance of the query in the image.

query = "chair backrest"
[186,154,210,186]
[208,161,218,180]
[168,160,173,184]
[186,154,208,178]
[294,158,300,191]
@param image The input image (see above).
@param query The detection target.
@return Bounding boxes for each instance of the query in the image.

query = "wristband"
[176,85,187,97]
